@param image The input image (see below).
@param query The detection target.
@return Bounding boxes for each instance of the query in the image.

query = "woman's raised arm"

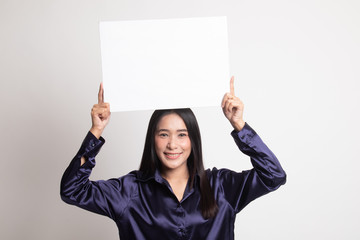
[80,83,110,166]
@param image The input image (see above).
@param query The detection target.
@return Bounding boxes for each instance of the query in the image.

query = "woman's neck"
[161,166,190,202]
[161,166,189,183]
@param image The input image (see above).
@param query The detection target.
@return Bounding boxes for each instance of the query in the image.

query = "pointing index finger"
[98,82,104,104]
[230,76,235,96]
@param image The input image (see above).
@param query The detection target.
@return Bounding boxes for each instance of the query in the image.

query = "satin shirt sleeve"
[213,123,286,214]
[60,131,135,221]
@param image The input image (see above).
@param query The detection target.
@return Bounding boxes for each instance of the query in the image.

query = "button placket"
[176,204,187,238]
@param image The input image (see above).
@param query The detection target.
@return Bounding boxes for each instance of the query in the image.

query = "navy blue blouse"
[60,123,286,239]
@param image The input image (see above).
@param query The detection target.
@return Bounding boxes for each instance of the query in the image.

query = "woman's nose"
[167,137,177,149]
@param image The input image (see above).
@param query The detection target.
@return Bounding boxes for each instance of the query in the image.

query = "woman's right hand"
[221,76,245,132]
[90,83,111,139]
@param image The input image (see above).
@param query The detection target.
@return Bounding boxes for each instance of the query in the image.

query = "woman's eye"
[179,133,187,137]
[159,133,168,137]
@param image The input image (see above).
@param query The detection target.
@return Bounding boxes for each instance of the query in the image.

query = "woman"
[60,77,286,239]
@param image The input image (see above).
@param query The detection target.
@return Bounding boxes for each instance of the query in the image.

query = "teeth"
[166,153,180,157]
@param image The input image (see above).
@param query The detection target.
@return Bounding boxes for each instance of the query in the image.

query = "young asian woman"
[60,77,286,240]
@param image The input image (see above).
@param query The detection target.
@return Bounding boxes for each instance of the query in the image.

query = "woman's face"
[155,113,191,173]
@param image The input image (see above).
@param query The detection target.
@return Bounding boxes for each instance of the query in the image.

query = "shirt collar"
[136,168,200,187]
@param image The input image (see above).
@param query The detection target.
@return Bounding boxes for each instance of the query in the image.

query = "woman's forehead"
[156,113,187,130]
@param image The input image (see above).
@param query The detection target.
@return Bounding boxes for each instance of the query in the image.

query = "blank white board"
[99,16,230,112]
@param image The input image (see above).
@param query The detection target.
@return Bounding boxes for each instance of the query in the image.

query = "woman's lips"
[164,152,182,160]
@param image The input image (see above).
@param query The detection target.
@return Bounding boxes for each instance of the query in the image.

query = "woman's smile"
[164,152,183,159]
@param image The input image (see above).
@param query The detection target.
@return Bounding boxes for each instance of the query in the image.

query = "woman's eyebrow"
[157,129,188,132]
[177,129,188,132]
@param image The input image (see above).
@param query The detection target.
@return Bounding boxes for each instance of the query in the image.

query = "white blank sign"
[99,17,230,112]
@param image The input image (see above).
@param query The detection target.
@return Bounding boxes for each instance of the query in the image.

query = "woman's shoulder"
[102,170,139,187]
[205,167,239,178]
[118,170,155,183]
[117,170,141,181]
[205,167,250,183]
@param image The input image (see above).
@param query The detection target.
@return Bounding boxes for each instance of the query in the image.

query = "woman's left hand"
[221,76,246,131]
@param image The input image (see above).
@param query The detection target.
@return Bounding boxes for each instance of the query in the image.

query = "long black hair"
[139,108,218,219]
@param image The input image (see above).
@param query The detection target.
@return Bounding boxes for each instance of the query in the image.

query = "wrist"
[232,120,245,132]
[90,127,103,139]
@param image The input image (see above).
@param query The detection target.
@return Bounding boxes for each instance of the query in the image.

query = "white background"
[1,0,359,239]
